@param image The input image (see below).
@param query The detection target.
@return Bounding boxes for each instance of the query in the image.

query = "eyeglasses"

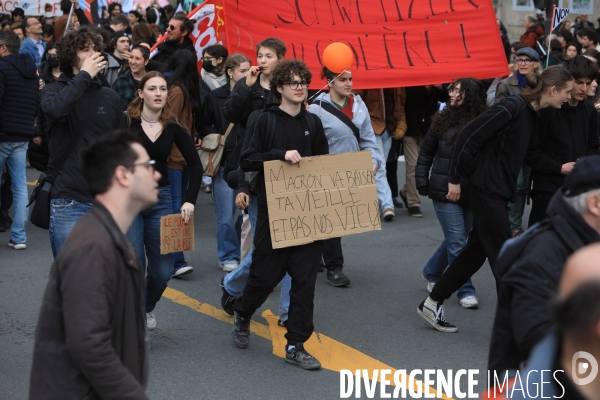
[287,81,309,90]
[167,24,178,31]
[125,159,156,171]
[515,58,533,65]
[201,57,216,62]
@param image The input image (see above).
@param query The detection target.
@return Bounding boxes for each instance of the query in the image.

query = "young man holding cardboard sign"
[232,60,329,370]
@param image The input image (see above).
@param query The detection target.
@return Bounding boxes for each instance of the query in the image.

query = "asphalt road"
[0,163,527,399]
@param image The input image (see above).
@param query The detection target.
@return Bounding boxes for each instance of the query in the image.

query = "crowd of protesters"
[2,2,600,398]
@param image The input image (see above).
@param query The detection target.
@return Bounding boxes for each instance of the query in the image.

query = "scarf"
[201,69,227,91]
[516,70,527,88]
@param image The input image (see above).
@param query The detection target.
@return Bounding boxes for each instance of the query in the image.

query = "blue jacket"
[19,36,45,69]
[0,53,39,141]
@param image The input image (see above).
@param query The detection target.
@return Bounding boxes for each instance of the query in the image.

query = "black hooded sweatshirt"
[240,104,329,214]
[0,53,39,141]
[488,189,600,375]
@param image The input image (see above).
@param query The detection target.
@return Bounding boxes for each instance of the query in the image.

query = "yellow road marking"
[27,180,38,186]
[163,287,453,399]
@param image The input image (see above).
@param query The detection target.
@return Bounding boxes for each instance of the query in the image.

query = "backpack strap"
[314,99,360,144]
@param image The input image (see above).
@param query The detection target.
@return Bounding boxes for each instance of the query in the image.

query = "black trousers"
[234,216,323,344]
[1,172,12,211]
[322,237,343,270]
[528,189,553,228]
[429,187,511,303]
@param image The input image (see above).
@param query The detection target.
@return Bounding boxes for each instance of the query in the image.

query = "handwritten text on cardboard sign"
[160,214,195,254]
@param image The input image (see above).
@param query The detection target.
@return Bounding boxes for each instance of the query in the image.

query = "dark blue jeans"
[127,187,174,312]
[49,198,92,258]
[168,168,188,271]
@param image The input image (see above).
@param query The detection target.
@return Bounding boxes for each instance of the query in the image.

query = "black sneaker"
[220,277,237,316]
[285,344,321,370]
[326,268,351,287]
[232,311,251,348]
[408,206,423,218]
[399,192,409,208]
[417,297,458,333]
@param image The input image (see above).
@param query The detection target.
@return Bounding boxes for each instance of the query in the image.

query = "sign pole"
[547,5,556,68]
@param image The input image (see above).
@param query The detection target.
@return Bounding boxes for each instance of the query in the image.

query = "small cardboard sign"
[160,214,195,254]
[264,151,381,249]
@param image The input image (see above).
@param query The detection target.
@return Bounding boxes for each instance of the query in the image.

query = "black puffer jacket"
[488,187,600,375]
[0,53,38,140]
[416,125,469,205]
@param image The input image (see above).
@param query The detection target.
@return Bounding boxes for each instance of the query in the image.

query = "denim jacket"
[19,37,45,69]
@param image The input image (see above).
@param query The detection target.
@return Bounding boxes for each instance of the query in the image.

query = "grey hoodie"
[309,92,383,168]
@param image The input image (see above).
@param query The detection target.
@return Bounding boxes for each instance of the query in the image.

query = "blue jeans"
[422,200,475,300]
[49,198,92,258]
[127,187,174,312]
[223,195,291,320]
[0,142,28,244]
[213,166,240,264]
[375,130,394,212]
[168,169,188,271]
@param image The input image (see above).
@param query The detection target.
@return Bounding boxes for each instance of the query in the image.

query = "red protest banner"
[206,0,507,89]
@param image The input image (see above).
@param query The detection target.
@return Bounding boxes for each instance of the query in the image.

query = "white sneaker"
[8,240,26,250]
[422,274,435,293]
[219,262,239,272]
[146,312,156,330]
[459,295,479,309]
[172,266,194,278]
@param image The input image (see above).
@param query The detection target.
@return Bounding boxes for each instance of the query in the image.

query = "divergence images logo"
[572,351,599,386]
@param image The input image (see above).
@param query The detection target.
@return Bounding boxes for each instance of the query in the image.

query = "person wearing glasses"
[29,131,156,400]
[231,60,329,370]
[200,44,228,103]
[495,46,540,238]
[126,71,202,331]
[19,17,45,68]
[416,79,487,310]
[150,14,194,65]
[307,67,382,287]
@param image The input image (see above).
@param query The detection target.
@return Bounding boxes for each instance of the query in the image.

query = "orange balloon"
[322,42,353,74]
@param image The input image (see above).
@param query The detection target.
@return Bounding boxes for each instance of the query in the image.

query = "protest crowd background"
[4,0,600,398]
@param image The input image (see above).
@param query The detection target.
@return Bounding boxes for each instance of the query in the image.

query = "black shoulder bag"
[313,100,360,144]
[28,118,80,230]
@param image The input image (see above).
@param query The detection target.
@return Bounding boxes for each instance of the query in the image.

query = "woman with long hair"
[126,71,202,330]
[416,78,487,309]
[418,66,574,333]
[112,44,149,113]
[160,49,201,277]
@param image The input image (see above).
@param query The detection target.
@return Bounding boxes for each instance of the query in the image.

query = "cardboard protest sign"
[264,151,380,249]
[208,0,508,89]
[160,214,195,254]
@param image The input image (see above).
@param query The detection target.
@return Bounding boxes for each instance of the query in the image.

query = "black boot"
[232,311,251,348]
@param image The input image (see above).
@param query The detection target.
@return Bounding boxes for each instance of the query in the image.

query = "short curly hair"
[56,30,103,77]
[269,60,312,102]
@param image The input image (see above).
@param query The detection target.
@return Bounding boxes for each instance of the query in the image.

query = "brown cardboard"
[160,214,195,254]
[264,151,381,249]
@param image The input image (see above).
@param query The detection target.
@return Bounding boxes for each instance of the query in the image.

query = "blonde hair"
[126,71,184,139]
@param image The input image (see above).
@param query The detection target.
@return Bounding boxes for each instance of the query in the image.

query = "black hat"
[111,30,129,40]
[563,156,600,197]
[515,47,540,62]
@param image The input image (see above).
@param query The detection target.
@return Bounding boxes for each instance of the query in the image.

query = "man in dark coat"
[488,156,600,376]
[150,14,195,65]
[0,30,39,249]
[29,131,159,400]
